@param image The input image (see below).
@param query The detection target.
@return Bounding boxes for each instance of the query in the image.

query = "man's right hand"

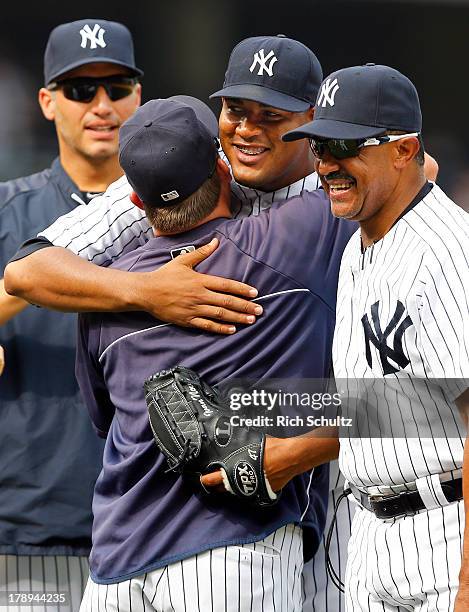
[135,238,262,334]
[4,239,262,335]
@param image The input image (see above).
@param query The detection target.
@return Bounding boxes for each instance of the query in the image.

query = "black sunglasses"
[48,75,138,103]
[309,133,419,160]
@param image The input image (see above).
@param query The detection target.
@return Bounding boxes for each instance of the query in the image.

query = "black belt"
[354,478,463,519]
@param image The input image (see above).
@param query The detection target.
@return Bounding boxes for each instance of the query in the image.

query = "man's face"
[40,62,141,162]
[219,98,314,191]
[315,142,399,221]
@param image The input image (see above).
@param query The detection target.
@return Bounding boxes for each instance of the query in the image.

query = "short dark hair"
[386,130,425,166]
[144,169,221,233]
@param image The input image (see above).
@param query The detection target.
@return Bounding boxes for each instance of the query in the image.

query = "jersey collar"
[50,157,81,203]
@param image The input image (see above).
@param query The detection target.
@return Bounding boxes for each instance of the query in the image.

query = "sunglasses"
[309,133,420,160]
[48,75,138,103]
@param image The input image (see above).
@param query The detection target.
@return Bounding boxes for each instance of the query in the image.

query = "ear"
[130,191,145,209]
[38,87,56,121]
[307,105,315,121]
[134,83,142,107]
[215,157,232,183]
[394,136,420,170]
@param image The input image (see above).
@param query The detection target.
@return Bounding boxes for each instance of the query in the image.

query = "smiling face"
[219,98,315,191]
[315,142,401,222]
[39,62,141,163]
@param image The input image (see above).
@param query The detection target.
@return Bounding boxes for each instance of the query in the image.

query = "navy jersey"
[76,189,356,583]
[0,159,104,555]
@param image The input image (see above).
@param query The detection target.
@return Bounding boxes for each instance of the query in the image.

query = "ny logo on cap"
[249,49,278,77]
[317,78,340,108]
[79,24,107,50]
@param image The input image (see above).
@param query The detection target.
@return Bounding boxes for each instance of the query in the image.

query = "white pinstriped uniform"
[38,170,353,610]
[333,184,469,611]
[0,555,89,612]
[80,524,303,612]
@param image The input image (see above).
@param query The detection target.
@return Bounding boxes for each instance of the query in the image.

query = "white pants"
[80,524,303,612]
[302,460,355,611]
[0,554,89,612]
[346,501,464,611]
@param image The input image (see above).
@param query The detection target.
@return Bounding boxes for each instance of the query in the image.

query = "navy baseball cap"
[283,63,422,141]
[210,34,322,112]
[44,19,143,85]
[119,96,219,208]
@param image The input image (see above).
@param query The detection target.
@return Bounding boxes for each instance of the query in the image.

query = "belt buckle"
[369,491,415,519]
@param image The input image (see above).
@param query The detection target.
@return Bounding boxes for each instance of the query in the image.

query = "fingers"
[189,317,237,335]
[0,345,4,376]
[200,470,224,488]
[194,302,261,325]
[176,239,259,299]
[176,238,220,268]
[203,274,259,299]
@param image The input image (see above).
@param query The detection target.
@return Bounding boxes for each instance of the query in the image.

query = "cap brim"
[48,58,143,84]
[283,119,388,141]
[168,95,219,138]
[209,84,310,112]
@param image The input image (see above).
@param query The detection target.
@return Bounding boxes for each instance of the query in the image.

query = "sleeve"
[417,248,469,397]
[8,236,54,263]
[75,313,116,438]
[38,176,152,267]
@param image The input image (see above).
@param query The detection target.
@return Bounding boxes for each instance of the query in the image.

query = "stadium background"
[1,0,468,209]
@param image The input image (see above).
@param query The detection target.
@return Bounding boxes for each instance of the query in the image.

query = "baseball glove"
[144,366,279,506]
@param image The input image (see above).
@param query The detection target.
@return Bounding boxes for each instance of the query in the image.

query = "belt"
[351,477,462,519]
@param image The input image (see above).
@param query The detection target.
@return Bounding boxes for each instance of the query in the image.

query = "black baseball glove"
[144,366,279,506]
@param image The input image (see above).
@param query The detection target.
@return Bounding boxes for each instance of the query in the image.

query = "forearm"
[461,437,469,578]
[263,428,339,492]
[0,279,29,324]
[4,247,140,312]
[455,433,469,609]
[4,241,261,332]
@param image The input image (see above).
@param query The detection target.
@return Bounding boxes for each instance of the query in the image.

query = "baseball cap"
[44,19,143,85]
[119,96,219,208]
[283,63,422,141]
[210,34,322,112]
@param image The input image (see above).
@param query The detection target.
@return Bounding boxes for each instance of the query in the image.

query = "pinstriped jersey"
[333,182,469,489]
[37,169,320,266]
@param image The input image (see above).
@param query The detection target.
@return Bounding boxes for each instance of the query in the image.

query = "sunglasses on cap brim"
[309,133,420,160]
[48,75,138,103]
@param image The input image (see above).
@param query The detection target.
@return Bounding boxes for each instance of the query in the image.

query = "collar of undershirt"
[230,172,319,205]
[219,149,319,205]
[80,190,104,203]
[360,181,433,252]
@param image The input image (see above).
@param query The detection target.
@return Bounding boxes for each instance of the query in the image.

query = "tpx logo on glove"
[235,461,258,496]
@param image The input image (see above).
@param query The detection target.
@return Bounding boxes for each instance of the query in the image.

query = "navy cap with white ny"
[210,34,322,112]
[283,63,422,141]
[44,18,143,85]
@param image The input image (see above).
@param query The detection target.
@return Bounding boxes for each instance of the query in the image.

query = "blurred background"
[2,0,469,208]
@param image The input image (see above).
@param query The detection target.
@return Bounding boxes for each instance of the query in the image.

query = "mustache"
[322,171,356,182]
